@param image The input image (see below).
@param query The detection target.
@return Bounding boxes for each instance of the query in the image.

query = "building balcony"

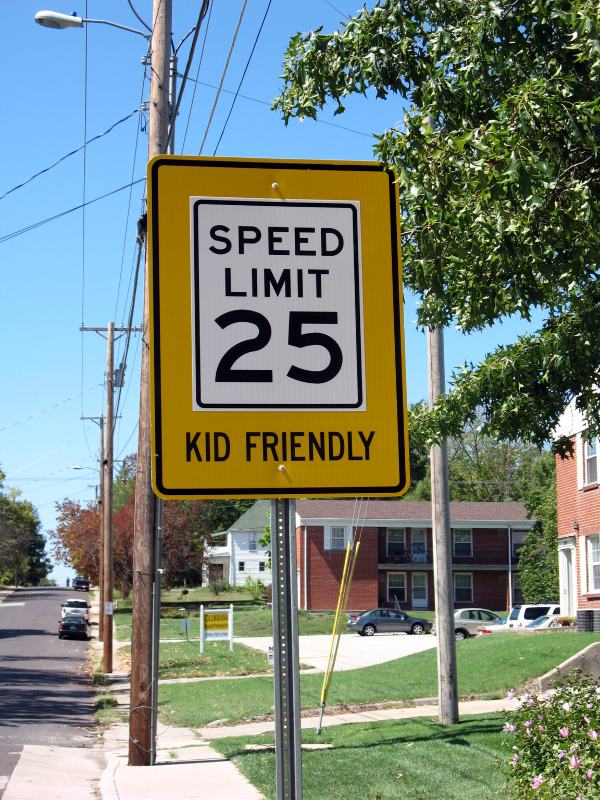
[382,548,431,564]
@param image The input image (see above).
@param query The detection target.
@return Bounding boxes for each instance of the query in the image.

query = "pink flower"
[570,755,583,769]
[588,730,598,740]
[531,775,544,789]
[559,727,569,738]
[507,690,516,700]
[538,725,545,732]
[557,750,566,760]
[503,723,517,733]
[562,702,571,711]
[524,720,532,728]
[512,753,519,768]
[587,769,593,780]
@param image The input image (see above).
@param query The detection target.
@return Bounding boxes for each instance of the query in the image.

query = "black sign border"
[151,158,407,497]
[192,198,363,409]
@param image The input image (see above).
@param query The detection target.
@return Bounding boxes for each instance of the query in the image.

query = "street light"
[34,9,149,38]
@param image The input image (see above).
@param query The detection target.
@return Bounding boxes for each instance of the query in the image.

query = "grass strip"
[212,714,507,800]
[159,632,600,727]
[118,639,272,680]
[114,608,344,642]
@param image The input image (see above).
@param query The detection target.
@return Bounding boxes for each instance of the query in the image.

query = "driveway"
[235,632,437,672]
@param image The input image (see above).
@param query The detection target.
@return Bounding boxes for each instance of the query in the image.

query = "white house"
[208,500,271,587]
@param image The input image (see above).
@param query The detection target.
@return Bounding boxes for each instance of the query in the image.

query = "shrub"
[209,579,225,596]
[503,671,600,799]
[556,616,576,628]
[243,577,266,601]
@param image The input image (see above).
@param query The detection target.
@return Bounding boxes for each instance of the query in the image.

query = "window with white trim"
[325,525,348,551]
[454,573,473,603]
[453,529,473,557]
[386,528,405,557]
[585,439,598,485]
[238,561,245,572]
[588,535,600,592]
[388,573,406,603]
[259,561,266,573]
[248,533,258,552]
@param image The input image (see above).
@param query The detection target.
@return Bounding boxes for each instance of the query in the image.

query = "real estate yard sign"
[149,156,409,499]
[200,604,233,654]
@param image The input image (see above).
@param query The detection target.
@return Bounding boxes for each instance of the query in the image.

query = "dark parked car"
[72,576,90,591]
[58,614,89,640]
[347,608,432,636]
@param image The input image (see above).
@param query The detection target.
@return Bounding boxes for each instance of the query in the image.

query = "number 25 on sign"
[149,156,409,499]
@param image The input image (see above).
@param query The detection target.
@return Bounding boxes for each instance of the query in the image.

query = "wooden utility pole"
[81,413,106,641]
[129,0,172,766]
[103,322,115,674]
[98,416,105,642]
[428,326,459,725]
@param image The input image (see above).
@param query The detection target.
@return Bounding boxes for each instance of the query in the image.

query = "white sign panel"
[191,198,364,410]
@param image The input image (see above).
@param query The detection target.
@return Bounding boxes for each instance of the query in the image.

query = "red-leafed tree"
[51,499,100,582]
[51,455,252,593]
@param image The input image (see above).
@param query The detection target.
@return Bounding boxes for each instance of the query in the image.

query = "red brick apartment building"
[554,400,600,619]
[291,499,534,612]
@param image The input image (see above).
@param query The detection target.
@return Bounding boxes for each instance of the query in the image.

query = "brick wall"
[300,525,378,611]
[556,440,600,609]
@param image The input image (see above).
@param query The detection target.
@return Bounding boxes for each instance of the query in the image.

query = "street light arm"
[35,10,150,38]
[82,17,150,38]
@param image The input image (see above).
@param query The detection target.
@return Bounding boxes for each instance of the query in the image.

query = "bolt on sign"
[149,156,409,499]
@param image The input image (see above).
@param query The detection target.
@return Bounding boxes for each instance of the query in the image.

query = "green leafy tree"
[275,0,600,450]
[515,451,559,602]
[408,415,549,502]
[0,471,50,586]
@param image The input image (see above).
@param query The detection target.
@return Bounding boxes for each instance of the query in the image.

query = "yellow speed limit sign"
[149,156,409,499]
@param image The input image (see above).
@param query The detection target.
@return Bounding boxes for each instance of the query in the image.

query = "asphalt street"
[0,587,97,796]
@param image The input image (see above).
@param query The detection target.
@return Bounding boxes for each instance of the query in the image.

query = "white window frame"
[387,572,407,603]
[248,533,258,552]
[585,438,598,485]
[454,572,473,603]
[324,525,350,551]
[259,561,266,573]
[238,561,245,572]
[386,528,406,556]
[588,534,600,592]
[453,529,473,558]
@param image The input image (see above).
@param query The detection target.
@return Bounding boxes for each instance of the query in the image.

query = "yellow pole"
[322,541,361,703]
[319,542,352,706]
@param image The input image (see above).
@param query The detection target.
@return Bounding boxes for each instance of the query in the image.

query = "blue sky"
[0,0,537,584]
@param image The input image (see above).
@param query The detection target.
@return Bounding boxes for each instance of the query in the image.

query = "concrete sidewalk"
[2,694,518,800]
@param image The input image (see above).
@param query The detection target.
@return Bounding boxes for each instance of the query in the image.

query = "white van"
[507,603,560,628]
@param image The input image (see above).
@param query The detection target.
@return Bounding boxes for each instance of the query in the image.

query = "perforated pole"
[270,499,302,800]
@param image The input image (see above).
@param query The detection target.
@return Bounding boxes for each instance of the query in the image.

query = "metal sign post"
[270,499,302,800]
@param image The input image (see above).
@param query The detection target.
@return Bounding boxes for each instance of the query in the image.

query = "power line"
[181,74,372,139]
[0,111,140,203]
[164,0,210,154]
[181,0,213,152]
[113,75,149,324]
[81,0,92,462]
[0,177,146,245]
[199,0,249,154]
[212,0,272,154]
[127,0,152,32]
[0,384,103,432]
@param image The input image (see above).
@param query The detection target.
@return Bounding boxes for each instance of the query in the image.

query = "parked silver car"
[453,608,502,639]
[347,608,432,636]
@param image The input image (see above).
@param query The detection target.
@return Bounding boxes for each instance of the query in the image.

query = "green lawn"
[160,586,256,603]
[119,639,272,679]
[114,607,343,642]
[159,632,600,727]
[213,714,507,800]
